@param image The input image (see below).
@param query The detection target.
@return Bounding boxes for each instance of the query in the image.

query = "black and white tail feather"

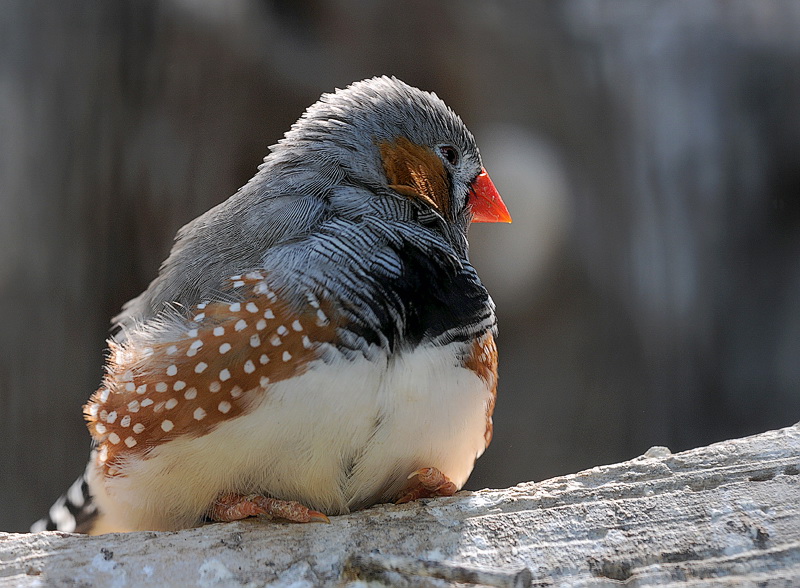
[30,462,98,533]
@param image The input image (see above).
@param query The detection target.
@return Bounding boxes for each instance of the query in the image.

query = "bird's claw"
[209,493,330,524]
[396,467,457,504]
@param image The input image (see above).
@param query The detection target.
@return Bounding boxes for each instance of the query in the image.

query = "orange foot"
[208,493,330,524]
[396,467,458,504]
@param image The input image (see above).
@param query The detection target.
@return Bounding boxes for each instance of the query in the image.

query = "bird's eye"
[439,145,459,166]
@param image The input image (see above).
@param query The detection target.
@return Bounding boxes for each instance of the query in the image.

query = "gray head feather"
[269,76,480,190]
[114,77,484,337]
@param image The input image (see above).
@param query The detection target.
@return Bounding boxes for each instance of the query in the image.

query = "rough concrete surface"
[2,424,799,587]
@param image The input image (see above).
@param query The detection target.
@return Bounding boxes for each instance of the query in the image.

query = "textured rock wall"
[2,424,799,586]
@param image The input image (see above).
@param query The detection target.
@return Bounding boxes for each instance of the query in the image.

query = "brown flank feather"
[85,275,340,477]
[463,333,498,447]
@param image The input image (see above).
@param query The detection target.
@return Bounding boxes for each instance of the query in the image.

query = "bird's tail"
[30,463,98,533]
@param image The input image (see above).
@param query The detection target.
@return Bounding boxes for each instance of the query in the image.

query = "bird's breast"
[264,216,495,353]
[91,339,494,530]
[190,339,494,512]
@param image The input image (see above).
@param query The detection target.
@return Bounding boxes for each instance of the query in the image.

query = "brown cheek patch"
[84,274,340,477]
[379,136,451,217]
[463,333,498,447]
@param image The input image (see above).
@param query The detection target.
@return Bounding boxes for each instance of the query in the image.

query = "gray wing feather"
[113,180,329,337]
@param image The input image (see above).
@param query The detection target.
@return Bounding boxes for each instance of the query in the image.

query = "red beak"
[468,169,512,223]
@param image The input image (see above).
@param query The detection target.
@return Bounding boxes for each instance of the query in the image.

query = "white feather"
[87,341,492,532]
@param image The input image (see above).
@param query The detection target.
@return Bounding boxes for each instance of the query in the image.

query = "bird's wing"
[86,272,339,476]
[113,186,330,337]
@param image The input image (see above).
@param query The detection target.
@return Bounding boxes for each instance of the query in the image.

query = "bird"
[31,76,511,534]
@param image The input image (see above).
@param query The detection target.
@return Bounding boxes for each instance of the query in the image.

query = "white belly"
[88,342,492,531]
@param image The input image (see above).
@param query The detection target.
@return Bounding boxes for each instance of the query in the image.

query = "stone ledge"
[2,424,799,587]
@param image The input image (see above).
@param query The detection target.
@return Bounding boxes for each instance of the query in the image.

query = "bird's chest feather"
[212,342,491,509]
[91,341,493,531]
[263,215,494,352]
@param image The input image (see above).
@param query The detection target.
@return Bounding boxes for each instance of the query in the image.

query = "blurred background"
[2,1,799,532]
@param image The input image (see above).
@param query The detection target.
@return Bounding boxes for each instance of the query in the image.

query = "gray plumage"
[115,77,486,348]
